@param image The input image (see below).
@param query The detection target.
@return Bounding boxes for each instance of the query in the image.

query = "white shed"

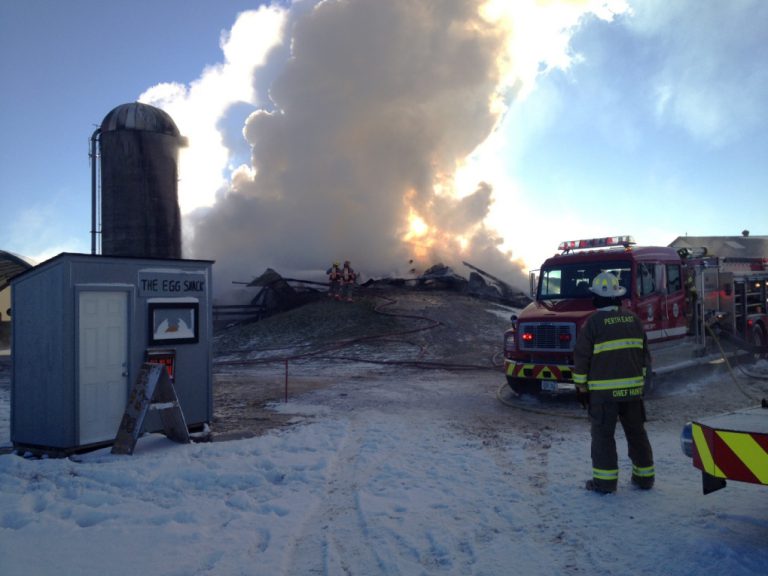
[11,253,213,454]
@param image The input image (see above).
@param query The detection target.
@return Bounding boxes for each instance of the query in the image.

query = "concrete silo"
[96,102,185,258]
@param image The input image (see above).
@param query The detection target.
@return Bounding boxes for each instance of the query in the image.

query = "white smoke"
[140,5,287,213]
[142,0,629,296]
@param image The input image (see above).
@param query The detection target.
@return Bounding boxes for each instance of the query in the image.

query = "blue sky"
[0,0,261,260]
[1,1,766,292]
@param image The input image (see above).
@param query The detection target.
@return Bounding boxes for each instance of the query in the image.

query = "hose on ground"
[495,382,587,420]
[214,293,499,371]
[705,323,760,402]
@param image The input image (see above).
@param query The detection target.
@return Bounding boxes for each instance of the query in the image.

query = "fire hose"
[704,323,764,402]
[497,323,765,419]
[214,294,606,419]
[213,294,500,371]
[494,382,588,419]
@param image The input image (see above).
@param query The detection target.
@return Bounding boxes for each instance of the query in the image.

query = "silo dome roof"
[100,102,180,136]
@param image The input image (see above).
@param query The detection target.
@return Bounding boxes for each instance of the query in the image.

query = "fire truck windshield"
[538,262,632,300]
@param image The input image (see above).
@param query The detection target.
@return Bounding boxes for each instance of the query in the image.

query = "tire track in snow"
[282,417,390,575]
[459,416,598,574]
[282,409,488,575]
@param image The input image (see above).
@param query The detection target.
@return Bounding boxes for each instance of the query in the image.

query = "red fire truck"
[503,235,768,395]
[681,402,768,494]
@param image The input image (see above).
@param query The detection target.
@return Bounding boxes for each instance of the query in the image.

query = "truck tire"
[506,376,540,396]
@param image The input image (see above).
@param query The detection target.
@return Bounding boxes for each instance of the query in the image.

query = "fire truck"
[503,235,768,396]
[677,254,768,495]
[680,402,768,494]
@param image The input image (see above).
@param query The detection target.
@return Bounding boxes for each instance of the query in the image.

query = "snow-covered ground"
[1,361,768,576]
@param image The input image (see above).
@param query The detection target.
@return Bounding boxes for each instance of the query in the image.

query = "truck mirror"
[529,271,538,298]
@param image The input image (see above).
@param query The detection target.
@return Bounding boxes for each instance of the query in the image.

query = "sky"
[2,360,768,575]
[1,0,767,296]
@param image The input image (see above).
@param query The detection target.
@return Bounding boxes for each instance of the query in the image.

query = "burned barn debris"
[372,262,530,307]
[462,261,530,305]
[214,262,530,329]
[214,268,327,327]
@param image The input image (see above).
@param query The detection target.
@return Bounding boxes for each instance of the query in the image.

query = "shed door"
[79,291,128,445]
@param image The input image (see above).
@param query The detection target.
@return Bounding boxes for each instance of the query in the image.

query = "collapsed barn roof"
[229,262,531,326]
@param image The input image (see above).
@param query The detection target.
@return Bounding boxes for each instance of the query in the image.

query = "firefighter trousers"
[588,399,654,491]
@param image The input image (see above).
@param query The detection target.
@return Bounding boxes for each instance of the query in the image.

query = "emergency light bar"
[558,235,635,252]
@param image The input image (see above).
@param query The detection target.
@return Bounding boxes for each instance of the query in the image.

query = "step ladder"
[112,362,190,455]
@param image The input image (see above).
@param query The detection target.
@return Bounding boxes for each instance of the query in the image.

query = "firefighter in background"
[341,260,357,302]
[573,271,655,494]
[685,268,698,335]
[327,261,342,300]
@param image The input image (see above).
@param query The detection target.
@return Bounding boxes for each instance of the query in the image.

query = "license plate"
[541,380,558,392]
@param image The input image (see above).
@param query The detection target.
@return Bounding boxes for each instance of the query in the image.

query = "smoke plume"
[186,0,521,294]
[143,0,627,296]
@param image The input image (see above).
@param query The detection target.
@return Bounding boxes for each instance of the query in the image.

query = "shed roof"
[669,236,768,260]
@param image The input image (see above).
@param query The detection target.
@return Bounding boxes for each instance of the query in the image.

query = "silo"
[98,102,185,258]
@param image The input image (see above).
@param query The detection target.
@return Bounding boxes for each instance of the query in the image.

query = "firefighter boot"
[585,479,616,494]
[631,475,654,490]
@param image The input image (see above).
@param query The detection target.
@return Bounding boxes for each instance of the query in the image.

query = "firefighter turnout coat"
[572,306,651,402]
[573,305,655,491]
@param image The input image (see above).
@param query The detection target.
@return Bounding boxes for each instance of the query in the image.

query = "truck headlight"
[504,332,516,354]
[680,422,693,458]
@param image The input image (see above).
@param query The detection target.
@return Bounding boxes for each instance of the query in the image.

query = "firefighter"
[573,271,655,494]
[326,261,342,300]
[341,260,356,302]
[685,268,698,335]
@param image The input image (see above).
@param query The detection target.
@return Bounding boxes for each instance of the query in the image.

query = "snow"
[1,364,768,575]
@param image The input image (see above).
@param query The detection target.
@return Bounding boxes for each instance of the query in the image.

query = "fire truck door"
[660,263,687,339]
[635,263,664,341]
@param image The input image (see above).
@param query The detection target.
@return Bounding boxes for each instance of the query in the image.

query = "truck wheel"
[506,377,540,396]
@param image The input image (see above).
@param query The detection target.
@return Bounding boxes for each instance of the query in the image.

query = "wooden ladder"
[112,362,190,455]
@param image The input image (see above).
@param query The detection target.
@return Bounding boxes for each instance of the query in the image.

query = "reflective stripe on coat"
[572,307,650,403]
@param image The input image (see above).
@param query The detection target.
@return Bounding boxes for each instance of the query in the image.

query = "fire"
[401,177,478,264]
[404,208,429,240]
[402,206,435,261]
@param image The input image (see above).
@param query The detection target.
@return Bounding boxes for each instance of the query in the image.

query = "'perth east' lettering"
[604,315,634,326]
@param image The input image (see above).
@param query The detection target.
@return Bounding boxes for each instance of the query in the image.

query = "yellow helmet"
[590,271,626,297]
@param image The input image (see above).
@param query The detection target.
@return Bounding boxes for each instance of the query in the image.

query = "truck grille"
[519,322,576,352]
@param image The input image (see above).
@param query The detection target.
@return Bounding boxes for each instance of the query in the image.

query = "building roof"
[669,236,768,260]
[0,250,35,291]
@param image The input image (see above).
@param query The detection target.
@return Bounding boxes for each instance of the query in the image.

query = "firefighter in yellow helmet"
[341,260,357,302]
[326,261,342,300]
[573,271,654,494]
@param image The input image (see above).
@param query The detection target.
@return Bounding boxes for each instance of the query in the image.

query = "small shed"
[11,253,213,454]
